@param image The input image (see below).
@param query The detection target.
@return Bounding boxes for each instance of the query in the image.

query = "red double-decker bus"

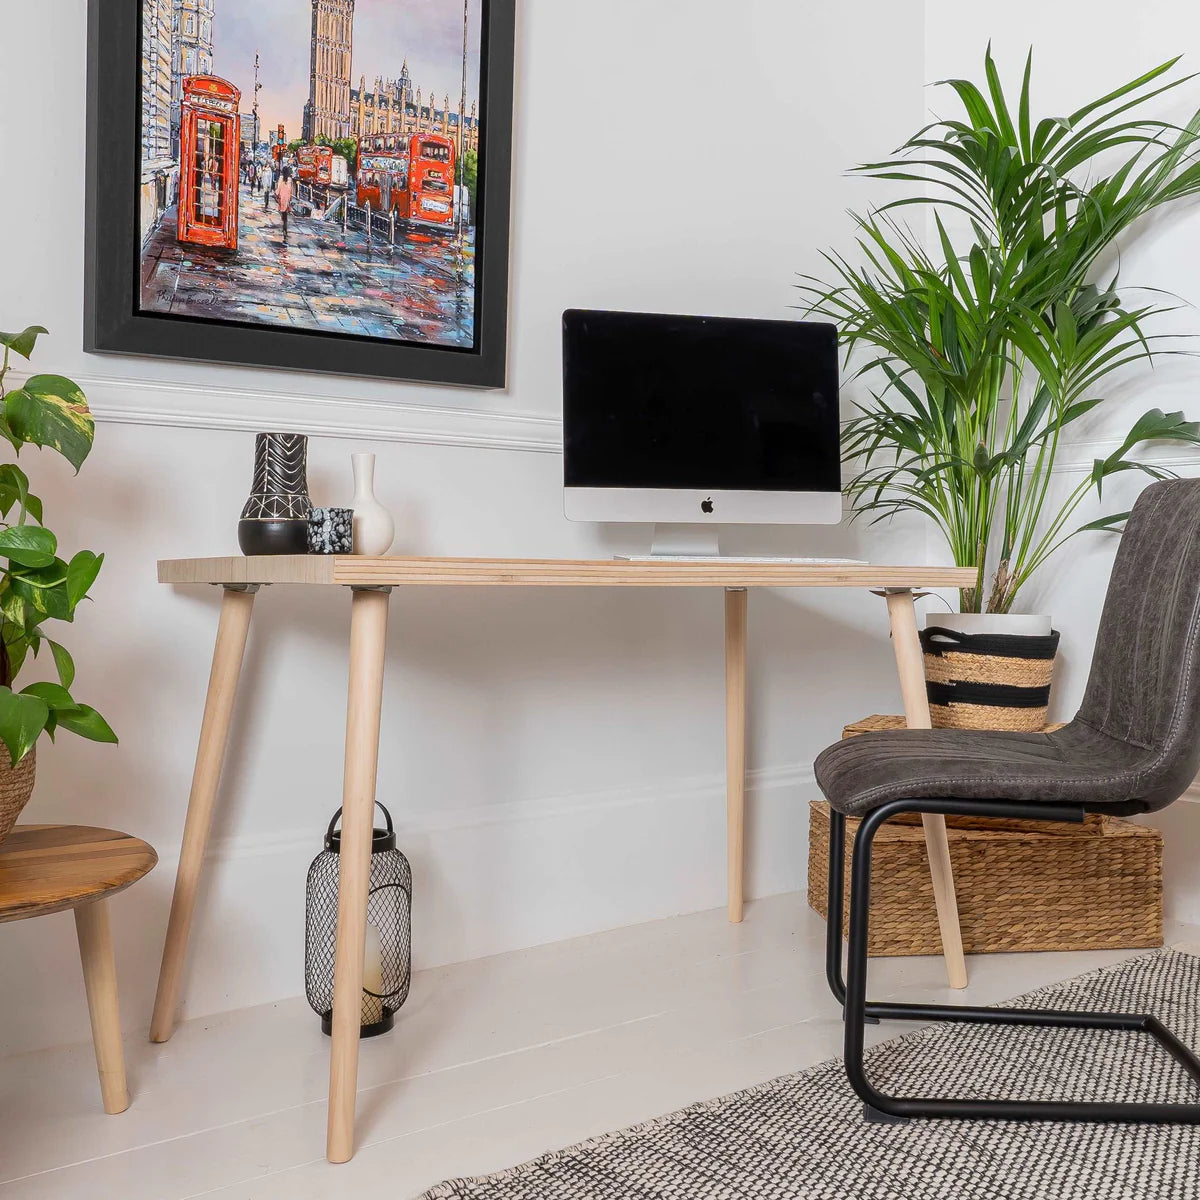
[297,144,350,193]
[355,132,456,230]
[298,144,332,186]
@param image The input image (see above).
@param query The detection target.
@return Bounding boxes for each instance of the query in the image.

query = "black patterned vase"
[238,432,313,555]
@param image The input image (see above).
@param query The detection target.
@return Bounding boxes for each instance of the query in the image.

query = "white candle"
[362,923,384,1026]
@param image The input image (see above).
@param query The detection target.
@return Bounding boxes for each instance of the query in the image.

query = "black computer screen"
[562,310,841,492]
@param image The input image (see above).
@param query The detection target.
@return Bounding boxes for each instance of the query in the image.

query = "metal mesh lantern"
[306,803,412,1037]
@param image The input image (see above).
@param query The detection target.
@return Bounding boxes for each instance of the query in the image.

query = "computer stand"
[649,524,721,557]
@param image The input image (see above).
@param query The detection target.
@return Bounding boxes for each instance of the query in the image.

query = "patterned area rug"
[418,948,1200,1199]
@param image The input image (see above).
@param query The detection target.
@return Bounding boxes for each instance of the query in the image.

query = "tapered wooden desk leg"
[150,584,257,1043]
[327,586,392,1165]
[725,588,748,924]
[884,589,968,990]
[75,899,130,1115]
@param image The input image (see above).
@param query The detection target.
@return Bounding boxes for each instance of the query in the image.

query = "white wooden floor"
[1,894,1188,1200]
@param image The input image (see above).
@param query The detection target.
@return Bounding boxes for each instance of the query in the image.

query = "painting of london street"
[139,0,483,350]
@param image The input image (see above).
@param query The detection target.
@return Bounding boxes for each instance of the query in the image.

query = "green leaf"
[66,551,103,610]
[0,463,39,523]
[0,686,49,764]
[1102,408,1200,472]
[5,375,95,471]
[1091,457,1170,498]
[1058,397,1106,427]
[9,575,71,622]
[1077,511,1131,533]
[54,703,117,744]
[0,525,56,568]
[0,588,27,631]
[1017,50,1034,160]
[9,559,68,589]
[0,327,48,360]
[19,681,76,709]
[2,623,30,683]
[47,640,75,689]
[984,43,1017,146]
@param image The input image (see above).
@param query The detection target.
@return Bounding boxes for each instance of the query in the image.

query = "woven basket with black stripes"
[919,625,1060,732]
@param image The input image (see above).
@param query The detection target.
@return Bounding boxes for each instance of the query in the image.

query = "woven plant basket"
[920,624,1059,732]
[0,747,35,848]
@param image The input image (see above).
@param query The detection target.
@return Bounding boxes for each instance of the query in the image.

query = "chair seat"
[813,720,1155,818]
[0,825,158,924]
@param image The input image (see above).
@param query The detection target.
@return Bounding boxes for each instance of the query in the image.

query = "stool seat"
[0,825,157,924]
[0,823,157,1116]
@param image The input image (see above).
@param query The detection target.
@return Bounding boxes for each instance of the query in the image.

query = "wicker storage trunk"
[808,716,1164,956]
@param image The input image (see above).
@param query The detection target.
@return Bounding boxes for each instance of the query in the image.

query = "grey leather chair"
[815,477,1200,1123]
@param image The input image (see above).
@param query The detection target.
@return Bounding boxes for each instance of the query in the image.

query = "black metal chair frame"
[826,796,1200,1123]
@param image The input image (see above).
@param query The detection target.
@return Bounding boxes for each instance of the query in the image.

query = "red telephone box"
[178,75,241,251]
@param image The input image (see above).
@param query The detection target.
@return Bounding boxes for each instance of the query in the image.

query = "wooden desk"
[152,555,977,1163]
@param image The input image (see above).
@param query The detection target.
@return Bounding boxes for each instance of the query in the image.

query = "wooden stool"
[0,825,157,1114]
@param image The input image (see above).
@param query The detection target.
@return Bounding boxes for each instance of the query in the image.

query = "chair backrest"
[1077,477,1200,810]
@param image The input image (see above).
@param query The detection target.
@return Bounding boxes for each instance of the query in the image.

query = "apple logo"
[701,497,714,514]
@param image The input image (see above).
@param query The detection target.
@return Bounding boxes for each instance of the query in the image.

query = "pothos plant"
[0,325,116,766]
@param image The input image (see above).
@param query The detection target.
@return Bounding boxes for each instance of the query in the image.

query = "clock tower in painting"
[303,0,355,142]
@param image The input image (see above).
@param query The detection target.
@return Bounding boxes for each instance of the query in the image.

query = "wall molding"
[1049,437,1200,476]
[27,369,1200,469]
[23,370,565,456]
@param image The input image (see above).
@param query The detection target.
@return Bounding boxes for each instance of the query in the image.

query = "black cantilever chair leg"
[824,806,848,1008]
[824,807,879,1023]
[832,797,1200,1124]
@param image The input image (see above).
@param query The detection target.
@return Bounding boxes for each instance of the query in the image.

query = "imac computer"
[562,309,847,560]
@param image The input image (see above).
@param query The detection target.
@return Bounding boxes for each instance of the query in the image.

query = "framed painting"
[85,0,515,388]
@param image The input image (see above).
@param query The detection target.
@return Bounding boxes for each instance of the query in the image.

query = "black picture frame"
[85,0,515,389]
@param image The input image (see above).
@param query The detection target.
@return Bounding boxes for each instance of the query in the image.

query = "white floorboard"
[1,894,1187,1199]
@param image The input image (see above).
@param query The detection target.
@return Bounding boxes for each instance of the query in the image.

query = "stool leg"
[75,899,130,1115]
[151,584,257,1042]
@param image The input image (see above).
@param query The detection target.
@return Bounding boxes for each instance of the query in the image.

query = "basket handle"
[325,802,394,842]
[919,626,970,655]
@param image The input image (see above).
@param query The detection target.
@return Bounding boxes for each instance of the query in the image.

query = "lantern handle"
[325,801,394,843]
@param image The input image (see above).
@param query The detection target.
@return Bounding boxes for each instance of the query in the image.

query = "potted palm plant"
[0,325,116,843]
[801,49,1200,729]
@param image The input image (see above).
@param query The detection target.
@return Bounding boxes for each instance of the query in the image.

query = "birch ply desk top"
[158,554,978,590]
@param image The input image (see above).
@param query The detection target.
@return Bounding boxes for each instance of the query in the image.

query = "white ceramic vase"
[350,453,395,555]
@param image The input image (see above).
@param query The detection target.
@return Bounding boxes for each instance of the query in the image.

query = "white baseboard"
[0,759,818,1057]
[5,756,1193,1057]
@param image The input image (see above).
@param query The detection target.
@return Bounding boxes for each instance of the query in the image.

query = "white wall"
[924,3,1200,923]
[0,0,928,1054]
